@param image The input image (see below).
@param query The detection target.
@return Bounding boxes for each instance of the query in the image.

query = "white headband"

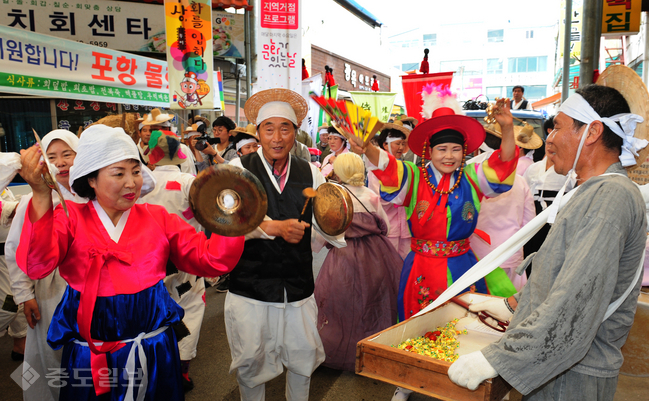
[257,101,298,126]
[319,128,329,135]
[236,138,257,151]
[385,136,404,144]
[328,132,345,140]
[559,93,648,167]
[547,93,649,223]
[138,122,145,130]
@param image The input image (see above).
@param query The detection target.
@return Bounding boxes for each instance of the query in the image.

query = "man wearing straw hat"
[449,81,648,400]
[226,88,345,401]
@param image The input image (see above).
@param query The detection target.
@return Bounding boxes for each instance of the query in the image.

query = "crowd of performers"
[0,82,648,401]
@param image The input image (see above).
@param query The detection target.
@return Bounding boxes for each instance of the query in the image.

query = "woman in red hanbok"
[16,124,244,401]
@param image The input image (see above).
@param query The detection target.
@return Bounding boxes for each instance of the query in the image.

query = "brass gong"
[312,182,353,236]
[189,164,268,237]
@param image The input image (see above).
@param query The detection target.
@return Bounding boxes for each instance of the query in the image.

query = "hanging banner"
[348,91,398,123]
[0,24,170,107]
[401,72,454,121]
[601,0,642,36]
[300,73,323,143]
[164,0,214,109]
[255,0,302,93]
[0,0,245,57]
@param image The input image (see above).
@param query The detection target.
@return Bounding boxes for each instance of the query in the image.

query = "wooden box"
[356,293,511,401]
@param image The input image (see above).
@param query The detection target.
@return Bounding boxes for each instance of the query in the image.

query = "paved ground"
[1,248,647,400]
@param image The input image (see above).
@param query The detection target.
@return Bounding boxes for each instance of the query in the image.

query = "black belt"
[0,243,4,256]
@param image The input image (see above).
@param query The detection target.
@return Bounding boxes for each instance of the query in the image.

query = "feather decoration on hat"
[420,83,464,120]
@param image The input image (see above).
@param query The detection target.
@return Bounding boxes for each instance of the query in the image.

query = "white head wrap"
[547,93,649,223]
[236,138,258,151]
[42,129,79,153]
[257,101,298,126]
[69,124,156,197]
[138,122,145,130]
[185,130,201,138]
[559,93,648,167]
[319,128,329,135]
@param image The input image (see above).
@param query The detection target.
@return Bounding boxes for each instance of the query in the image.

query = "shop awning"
[118,0,253,11]
[532,92,561,108]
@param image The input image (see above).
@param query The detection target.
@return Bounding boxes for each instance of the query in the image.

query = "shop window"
[401,62,419,72]
[507,56,547,73]
[487,58,503,74]
[505,85,547,100]
[0,98,51,155]
[423,33,436,47]
[440,59,483,76]
[486,86,504,99]
[488,29,504,43]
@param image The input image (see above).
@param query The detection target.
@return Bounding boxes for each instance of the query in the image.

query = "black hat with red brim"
[408,107,486,156]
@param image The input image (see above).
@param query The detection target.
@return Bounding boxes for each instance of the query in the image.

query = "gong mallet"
[298,188,317,223]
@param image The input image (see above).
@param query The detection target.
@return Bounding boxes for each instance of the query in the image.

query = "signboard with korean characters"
[255,0,302,93]
[0,0,245,58]
[601,0,642,36]
[164,0,215,110]
[0,24,220,109]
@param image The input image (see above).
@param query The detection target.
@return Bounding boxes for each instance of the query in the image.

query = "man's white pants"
[224,292,325,401]
[164,271,206,361]
[0,256,27,339]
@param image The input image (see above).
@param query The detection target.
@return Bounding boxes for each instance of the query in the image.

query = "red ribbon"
[77,247,133,396]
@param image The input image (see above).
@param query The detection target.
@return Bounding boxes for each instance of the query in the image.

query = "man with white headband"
[316,123,332,161]
[227,88,346,401]
[449,84,648,400]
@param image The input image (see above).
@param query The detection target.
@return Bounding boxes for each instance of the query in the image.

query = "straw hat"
[596,64,649,170]
[244,88,308,125]
[318,122,330,131]
[484,122,543,150]
[91,113,141,142]
[231,124,257,138]
[397,115,418,127]
[381,120,411,138]
[183,123,202,137]
[141,108,174,126]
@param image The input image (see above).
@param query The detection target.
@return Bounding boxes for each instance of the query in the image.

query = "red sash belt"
[410,237,470,258]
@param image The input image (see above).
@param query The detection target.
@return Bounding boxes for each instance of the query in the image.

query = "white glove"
[448,350,498,390]
[468,297,513,322]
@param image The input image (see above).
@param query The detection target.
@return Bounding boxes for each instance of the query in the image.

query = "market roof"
[119,0,253,11]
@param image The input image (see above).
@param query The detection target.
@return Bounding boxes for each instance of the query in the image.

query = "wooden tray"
[356,293,511,401]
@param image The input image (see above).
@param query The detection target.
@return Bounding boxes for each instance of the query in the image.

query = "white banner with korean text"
[0,0,245,57]
[254,0,301,94]
[0,24,220,108]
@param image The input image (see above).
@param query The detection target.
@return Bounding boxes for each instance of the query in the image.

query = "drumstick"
[298,188,317,223]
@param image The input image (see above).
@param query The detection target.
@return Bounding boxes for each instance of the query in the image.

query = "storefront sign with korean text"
[0,0,244,58]
[255,0,301,93]
[164,0,214,110]
[0,24,173,106]
[601,0,641,35]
